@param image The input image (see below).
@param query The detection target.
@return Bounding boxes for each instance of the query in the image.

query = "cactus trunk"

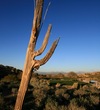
[14,0,59,110]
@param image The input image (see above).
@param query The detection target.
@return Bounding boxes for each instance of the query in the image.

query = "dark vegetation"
[0,64,100,110]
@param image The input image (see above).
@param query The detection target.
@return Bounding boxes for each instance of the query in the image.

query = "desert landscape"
[0,0,100,110]
[0,64,100,110]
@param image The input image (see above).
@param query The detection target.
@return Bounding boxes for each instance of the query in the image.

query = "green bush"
[50,79,76,86]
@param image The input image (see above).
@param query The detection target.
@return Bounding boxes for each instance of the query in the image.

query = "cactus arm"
[34,24,52,56]
[33,0,43,30]
[38,38,60,66]
[31,0,44,51]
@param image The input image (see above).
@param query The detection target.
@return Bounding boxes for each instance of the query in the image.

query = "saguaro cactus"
[14,0,59,110]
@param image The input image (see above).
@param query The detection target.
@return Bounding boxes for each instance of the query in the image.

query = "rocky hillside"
[0,64,100,110]
[0,64,22,79]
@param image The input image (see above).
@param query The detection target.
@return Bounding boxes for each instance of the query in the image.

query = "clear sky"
[0,0,100,73]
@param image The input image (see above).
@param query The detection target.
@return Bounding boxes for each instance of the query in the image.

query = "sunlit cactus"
[14,0,59,110]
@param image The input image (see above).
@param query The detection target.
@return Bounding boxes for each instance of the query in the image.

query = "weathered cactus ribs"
[14,0,59,110]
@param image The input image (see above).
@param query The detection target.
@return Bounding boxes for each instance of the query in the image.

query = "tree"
[14,0,59,110]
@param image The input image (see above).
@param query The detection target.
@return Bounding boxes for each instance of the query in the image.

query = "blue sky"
[0,0,100,72]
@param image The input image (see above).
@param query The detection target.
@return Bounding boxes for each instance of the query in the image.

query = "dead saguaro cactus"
[14,0,59,110]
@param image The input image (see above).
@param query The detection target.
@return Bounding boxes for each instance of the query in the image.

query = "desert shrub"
[30,78,50,89]
[17,72,22,80]
[33,88,47,98]
[0,94,4,108]
[44,97,59,110]
[55,88,69,104]
[0,82,5,90]
[82,85,89,90]
[82,85,100,95]
[90,95,99,105]
[11,88,18,95]
[0,82,10,96]
[0,65,22,79]
[59,106,68,110]
[45,97,69,110]
[63,93,70,101]
[73,88,87,97]
[78,97,92,108]
[55,88,67,97]
[68,98,86,110]
[73,95,99,110]
[90,86,100,94]
[1,74,18,83]
[0,65,11,78]
[32,88,47,108]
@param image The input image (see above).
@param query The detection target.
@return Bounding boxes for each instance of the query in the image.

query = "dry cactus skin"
[14,0,59,110]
